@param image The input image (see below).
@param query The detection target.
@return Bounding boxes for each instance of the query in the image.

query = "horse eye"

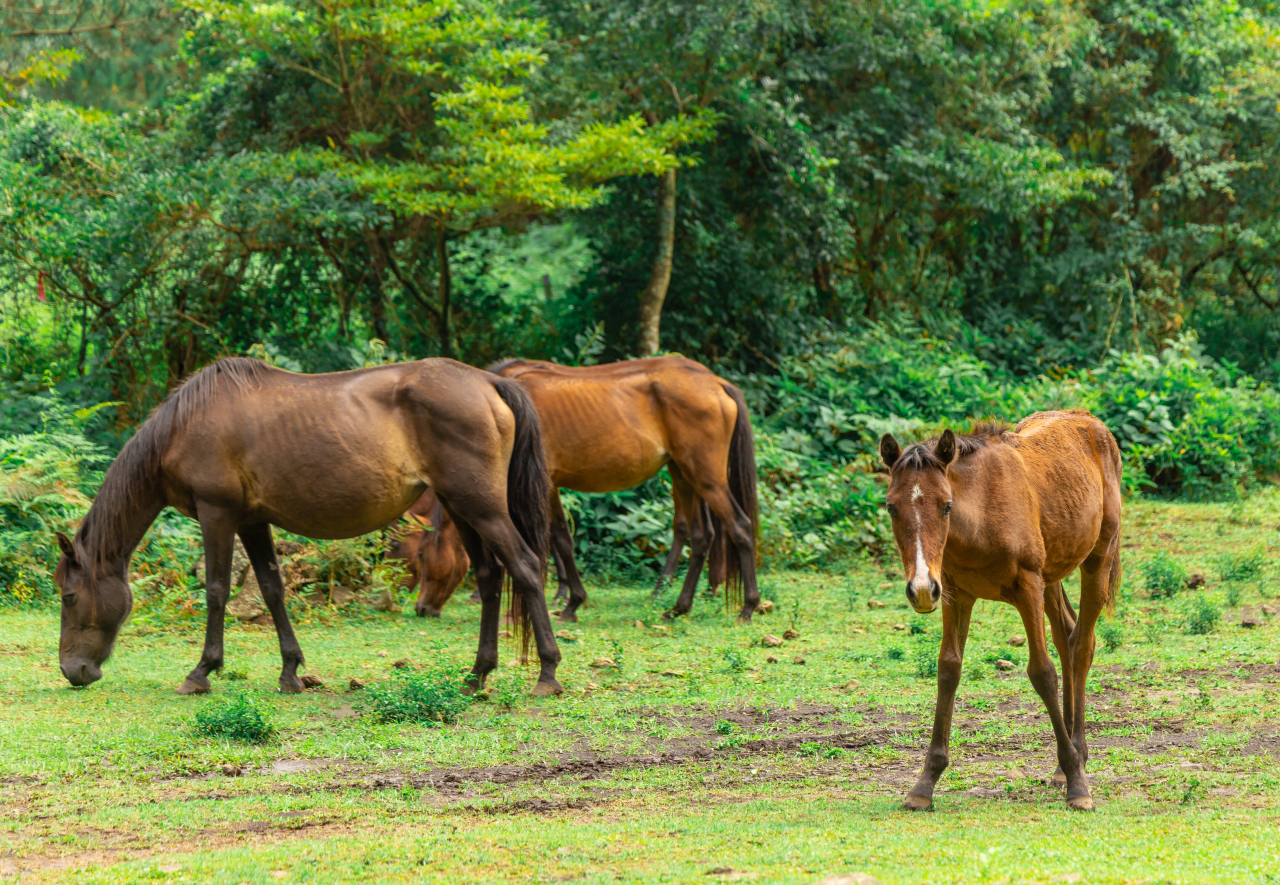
[943,502,953,515]
[62,593,76,607]
[886,503,898,517]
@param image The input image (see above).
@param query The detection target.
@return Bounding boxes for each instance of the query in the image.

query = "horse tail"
[491,378,552,661]
[719,383,759,614]
[1105,530,1122,615]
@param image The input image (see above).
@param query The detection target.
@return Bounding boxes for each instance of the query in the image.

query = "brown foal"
[880,411,1122,811]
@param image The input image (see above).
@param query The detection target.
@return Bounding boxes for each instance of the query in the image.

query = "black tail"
[716,383,759,614]
[491,378,552,661]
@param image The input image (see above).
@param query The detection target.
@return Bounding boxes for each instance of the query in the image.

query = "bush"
[1142,552,1188,599]
[363,670,471,725]
[1215,549,1265,585]
[1097,618,1125,652]
[1181,596,1222,636]
[192,693,276,743]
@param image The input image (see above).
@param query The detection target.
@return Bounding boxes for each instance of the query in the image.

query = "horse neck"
[80,475,165,578]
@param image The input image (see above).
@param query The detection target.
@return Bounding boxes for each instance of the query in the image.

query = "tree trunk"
[368,268,389,343]
[637,167,676,356]
[437,224,454,359]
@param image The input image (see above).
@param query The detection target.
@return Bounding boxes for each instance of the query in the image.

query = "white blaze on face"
[909,485,931,593]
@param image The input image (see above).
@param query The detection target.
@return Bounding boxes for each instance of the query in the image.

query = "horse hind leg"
[1014,570,1092,811]
[663,474,712,619]
[696,484,759,623]
[654,491,690,597]
[178,504,237,695]
[449,517,505,695]
[1068,545,1115,774]
[550,492,589,622]
[1045,580,1075,788]
[240,522,306,693]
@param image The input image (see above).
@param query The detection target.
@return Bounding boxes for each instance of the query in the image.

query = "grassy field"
[1,492,1279,884]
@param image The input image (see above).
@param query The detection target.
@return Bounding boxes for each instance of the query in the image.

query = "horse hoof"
[530,680,563,698]
[176,677,210,695]
[1066,795,1095,811]
[1048,769,1068,788]
[902,793,933,811]
[661,609,683,621]
[278,675,305,694]
[736,613,753,626]
[557,610,578,624]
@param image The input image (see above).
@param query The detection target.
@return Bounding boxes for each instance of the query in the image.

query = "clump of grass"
[1143,552,1187,599]
[217,667,249,682]
[885,646,905,661]
[722,648,748,672]
[714,720,739,735]
[913,644,937,679]
[1215,548,1264,585]
[1180,595,1221,635]
[1097,618,1125,652]
[363,670,471,725]
[192,692,275,743]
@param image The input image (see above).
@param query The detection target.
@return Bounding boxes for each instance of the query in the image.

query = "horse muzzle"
[60,658,102,687]
[905,578,941,614]
[414,601,442,618]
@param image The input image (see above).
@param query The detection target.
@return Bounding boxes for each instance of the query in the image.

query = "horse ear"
[935,429,957,466]
[879,434,901,469]
[55,532,78,564]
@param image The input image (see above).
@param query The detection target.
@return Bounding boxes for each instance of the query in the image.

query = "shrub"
[1097,619,1124,652]
[1181,596,1221,636]
[364,670,471,725]
[192,693,276,743]
[914,645,938,679]
[1142,552,1188,599]
[1215,549,1265,585]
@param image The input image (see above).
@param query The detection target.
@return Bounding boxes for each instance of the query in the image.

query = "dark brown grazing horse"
[386,489,471,618]
[488,357,759,623]
[54,357,561,697]
[880,411,1122,812]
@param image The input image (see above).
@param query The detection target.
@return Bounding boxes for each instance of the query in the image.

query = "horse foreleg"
[240,523,305,693]
[1045,580,1075,788]
[550,492,588,621]
[905,591,973,809]
[1015,571,1091,811]
[178,505,236,695]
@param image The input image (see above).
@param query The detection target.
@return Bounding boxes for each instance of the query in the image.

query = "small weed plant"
[1143,552,1188,599]
[1097,618,1125,652]
[1181,595,1221,635]
[1215,549,1264,586]
[192,693,275,743]
[364,670,471,725]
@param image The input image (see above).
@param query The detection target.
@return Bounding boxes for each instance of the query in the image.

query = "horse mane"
[893,420,1015,473]
[486,358,529,375]
[75,357,273,573]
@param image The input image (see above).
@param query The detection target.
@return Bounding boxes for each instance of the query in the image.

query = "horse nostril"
[931,580,941,601]
[904,582,914,602]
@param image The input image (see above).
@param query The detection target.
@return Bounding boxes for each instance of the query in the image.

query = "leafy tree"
[185,0,710,356]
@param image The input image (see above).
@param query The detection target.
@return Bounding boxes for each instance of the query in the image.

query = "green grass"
[1,492,1279,883]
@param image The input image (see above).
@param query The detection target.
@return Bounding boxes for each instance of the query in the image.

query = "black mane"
[892,420,1014,473]
[75,357,272,572]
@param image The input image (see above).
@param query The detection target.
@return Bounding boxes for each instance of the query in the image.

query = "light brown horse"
[879,411,1122,811]
[489,357,759,622]
[386,489,471,618]
[54,357,561,697]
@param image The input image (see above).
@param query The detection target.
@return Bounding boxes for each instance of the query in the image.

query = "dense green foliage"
[4,0,1280,599]
[363,669,473,725]
[191,691,276,742]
